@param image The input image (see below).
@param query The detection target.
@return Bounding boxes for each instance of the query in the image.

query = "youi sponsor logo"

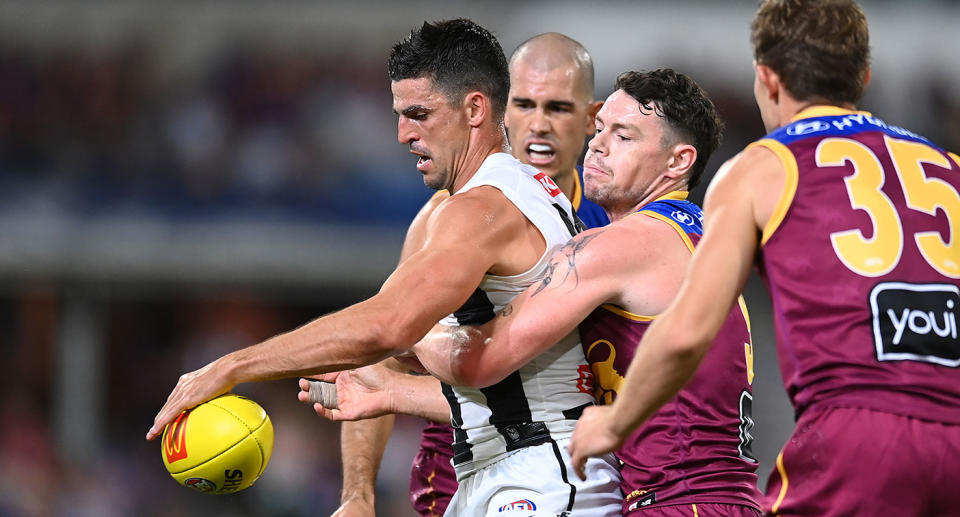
[870,282,960,367]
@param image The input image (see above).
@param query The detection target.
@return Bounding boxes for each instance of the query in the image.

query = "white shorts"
[444,437,622,517]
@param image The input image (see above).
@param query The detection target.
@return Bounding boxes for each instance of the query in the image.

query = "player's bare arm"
[335,411,392,516]
[148,186,535,440]
[568,148,783,478]
[414,216,689,388]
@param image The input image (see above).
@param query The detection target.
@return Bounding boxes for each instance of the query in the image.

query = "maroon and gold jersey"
[580,193,761,513]
[409,422,457,516]
[754,106,960,424]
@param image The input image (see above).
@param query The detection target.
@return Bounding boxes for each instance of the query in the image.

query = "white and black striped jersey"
[440,152,596,479]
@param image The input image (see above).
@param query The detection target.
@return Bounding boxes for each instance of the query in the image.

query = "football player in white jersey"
[329,32,606,517]
[148,19,620,516]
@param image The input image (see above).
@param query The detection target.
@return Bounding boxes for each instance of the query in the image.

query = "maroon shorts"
[763,406,960,516]
[629,503,761,516]
[409,442,458,516]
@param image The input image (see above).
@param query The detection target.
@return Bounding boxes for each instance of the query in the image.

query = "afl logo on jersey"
[534,172,562,197]
[671,210,697,227]
[499,499,537,512]
[786,120,830,136]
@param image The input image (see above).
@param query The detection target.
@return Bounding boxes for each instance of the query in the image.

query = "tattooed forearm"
[531,230,604,297]
[498,304,514,318]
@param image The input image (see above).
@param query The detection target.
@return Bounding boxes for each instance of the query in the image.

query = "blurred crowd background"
[0,1,957,516]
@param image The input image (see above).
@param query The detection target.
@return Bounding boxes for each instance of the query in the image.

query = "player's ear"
[755,63,780,104]
[464,91,487,128]
[666,143,697,179]
[585,100,603,137]
[862,67,872,89]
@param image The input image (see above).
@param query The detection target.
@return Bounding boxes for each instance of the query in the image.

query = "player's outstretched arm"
[300,361,449,423]
[147,189,518,440]
[569,148,778,479]
[414,225,629,387]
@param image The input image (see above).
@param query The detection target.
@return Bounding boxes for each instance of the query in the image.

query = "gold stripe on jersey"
[748,138,799,246]
[643,211,697,253]
[571,167,583,211]
[771,451,790,514]
[950,151,960,170]
[789,106,871,122]
[737,296,755,386]
[598,303,654,322]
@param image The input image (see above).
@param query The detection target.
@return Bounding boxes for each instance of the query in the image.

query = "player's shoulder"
[625,206,697,254]
[410,189,451,226]
[427,184,526,241]
[570,217,673,274]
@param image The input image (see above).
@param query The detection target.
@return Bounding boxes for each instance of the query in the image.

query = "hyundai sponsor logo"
[786,120,831,136]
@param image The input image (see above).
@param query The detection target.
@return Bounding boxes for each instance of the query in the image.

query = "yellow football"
[161,393,273,495]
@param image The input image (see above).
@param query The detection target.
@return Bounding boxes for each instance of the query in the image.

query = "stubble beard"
[586,180,648,216]
[424,168,449,191]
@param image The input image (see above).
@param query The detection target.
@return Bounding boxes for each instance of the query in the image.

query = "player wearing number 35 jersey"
[751,106,960,423]
[566,2,960,516]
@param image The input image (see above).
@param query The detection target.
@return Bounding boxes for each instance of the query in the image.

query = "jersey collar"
[790,105,872,122]
[653,190,689,203]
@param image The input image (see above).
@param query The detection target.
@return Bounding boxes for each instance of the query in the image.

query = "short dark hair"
[615,69,723,189]
[751,0,870,106]
[389,19,509,120]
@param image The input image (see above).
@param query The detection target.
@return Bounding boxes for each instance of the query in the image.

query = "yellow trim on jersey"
[692,504,699,516]
[737,296,752,334]
[599,303,654,321]
[603,191,695,321]
[737,295,755,385]
[653,190,689,202]
[771,451,790,514]
[643,211,697,253]
[790,106,872,122]
[748,139,799,245]
[571,168,583,211]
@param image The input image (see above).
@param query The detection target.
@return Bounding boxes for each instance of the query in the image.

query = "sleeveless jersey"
[439,152,595,479]
[578,193,761,513]
[573,165,611,229]
[753,106,960,423]
[410,166,609,512]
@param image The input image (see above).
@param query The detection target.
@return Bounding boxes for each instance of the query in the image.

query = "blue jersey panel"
[768,112,935,148]
[638,199,703,236]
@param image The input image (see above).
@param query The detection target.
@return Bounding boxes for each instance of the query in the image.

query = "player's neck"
[449,130,508,193]
[608,181,687,222]
[780,96,855,127]
[552,167,578,204]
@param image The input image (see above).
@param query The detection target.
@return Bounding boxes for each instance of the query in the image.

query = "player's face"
[582,89,674,210]
[392,77,469,191]
[506,62,595,183]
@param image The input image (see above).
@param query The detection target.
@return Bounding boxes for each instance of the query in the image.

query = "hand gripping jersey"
[752,106,960,423]
[578,192,761,513]
[439,152,595,479]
